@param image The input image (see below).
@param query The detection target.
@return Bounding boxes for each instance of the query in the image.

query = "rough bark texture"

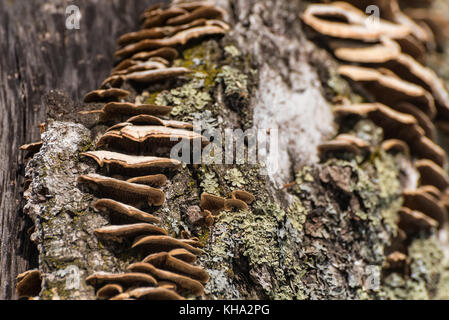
[2,0,449,300]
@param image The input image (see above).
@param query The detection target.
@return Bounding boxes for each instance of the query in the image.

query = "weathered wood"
[0,0,164,300]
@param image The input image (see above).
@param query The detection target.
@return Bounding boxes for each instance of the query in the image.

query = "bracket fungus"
[16,270,42,299]
[132,235,203,255]
[96,284,123,300]
[79,102,173,122]
[96,124,209,152]
[94,199,161,224]
[231,190,255,204]
[199,193,225,215]
[81,151,181,175]
[121,114,194,129]
[402,189,448,226]
[130,47,179,62]
[415,159,449,191]
[85,272,158,288]
[142,252,209,283]
[116,287,185,300]
[338,65,436,119]
[127,174,167,187]
[224,198,249,212]
[77,174,165,207]
[83,88,130,103]
[301,2,411,42]
[398,207,438,234]
[127,262,204,296]
[19,141,43,155]
[94,223,168,241]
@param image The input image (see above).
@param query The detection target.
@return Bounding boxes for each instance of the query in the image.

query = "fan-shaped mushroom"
[78,174,165,207]
[94,199,161,224]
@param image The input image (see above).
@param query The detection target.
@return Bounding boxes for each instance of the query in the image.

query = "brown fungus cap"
[398,207,438,233]
[111,61,168,76]
[83,88,130,103]
[96,124,209,151]
[94,199,161,224]
[330,37,402,64]
[94,223,168,241]
[165,5,226,26]
[125,287,185,300]
[16,269,42,299]
[231,190,255,204]
[127,262,204,296]
[19,141,43,154]
[381,139,410,155]
[125,67,192,83]
[142,7,188,28]
[224,199,249,212]
[338,65,436,119]
[199,193,226,215]
[132,235,203,255]
[131,47,179,62]
[395,102,436,140]
[415,159,449,191]
[115,26,227,59]
[77,174,165,207]
[301,2,410,42]
[168,248,197,264]
[334,103,445,166]
[81,151,181,173]
[402,189,448,226]
[127,174,167,187]
[85,272,157,288]
[420,185,442,200]
[79,102,173,120]
[125,114,194,129]
[119,18,219,46]
[96,283,123,300]
[318,139,362,156]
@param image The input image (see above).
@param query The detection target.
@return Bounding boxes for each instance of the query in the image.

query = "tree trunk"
[2,0,449,300]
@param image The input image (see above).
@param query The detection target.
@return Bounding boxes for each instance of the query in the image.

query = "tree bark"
[2,0,449,300]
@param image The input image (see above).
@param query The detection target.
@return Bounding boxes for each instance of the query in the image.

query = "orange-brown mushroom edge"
[77,174,165,207]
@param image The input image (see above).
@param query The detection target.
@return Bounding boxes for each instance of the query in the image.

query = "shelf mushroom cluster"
[18,0,231,300]
[303,1,449,274]
[77,0,231,300]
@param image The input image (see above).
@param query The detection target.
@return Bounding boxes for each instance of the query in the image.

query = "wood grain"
[0,0,165,299]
